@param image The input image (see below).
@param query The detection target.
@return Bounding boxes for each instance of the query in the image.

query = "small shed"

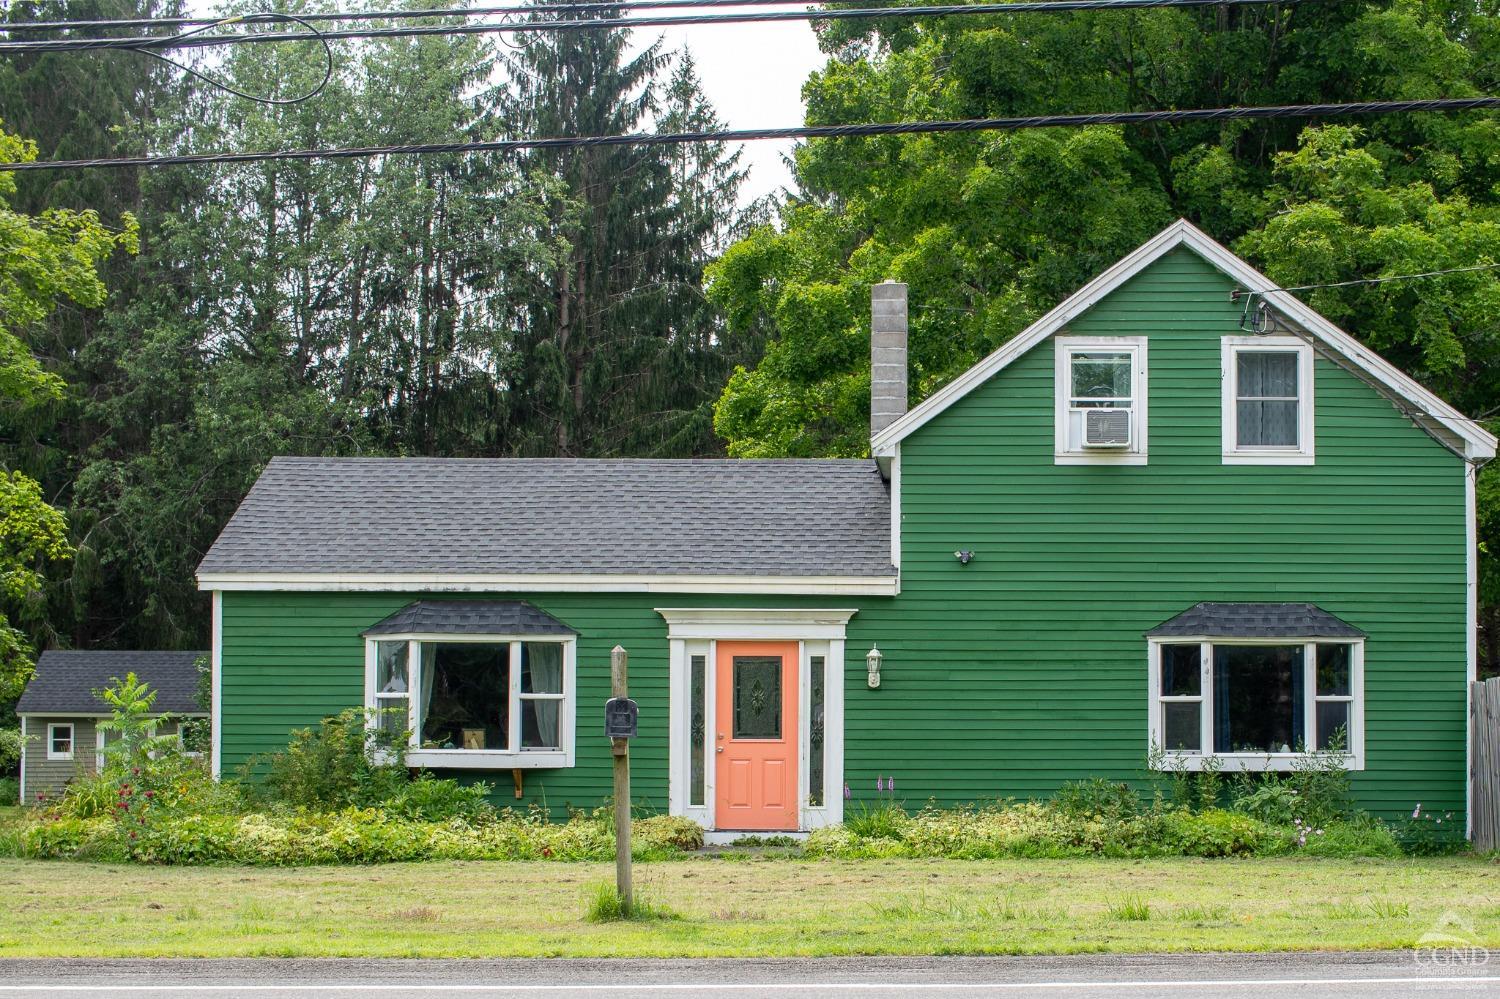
[15,650,208,803]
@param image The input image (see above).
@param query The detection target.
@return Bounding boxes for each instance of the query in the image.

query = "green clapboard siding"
[217,247,1470,824]
[865,247,1466,821]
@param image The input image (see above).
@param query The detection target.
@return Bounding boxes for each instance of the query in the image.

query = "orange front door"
[715,641,799,831]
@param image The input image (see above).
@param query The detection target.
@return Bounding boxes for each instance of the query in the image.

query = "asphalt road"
[1,951,1497,998]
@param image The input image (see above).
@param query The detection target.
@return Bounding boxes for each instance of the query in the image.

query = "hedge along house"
[16,650,208,803]
[199,220,1496,837]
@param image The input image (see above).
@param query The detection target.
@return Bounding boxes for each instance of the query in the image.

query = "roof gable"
[872,219,1496,461]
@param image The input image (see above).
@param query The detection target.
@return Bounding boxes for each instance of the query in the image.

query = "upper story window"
[1222,336,1314,464]
[1054,336,1147,465]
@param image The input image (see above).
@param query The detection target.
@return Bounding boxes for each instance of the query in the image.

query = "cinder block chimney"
[870,280,909,440]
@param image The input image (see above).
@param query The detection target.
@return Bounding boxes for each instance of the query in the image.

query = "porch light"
[866,644,883,689]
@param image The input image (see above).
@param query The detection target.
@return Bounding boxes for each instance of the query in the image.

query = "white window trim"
[1221,336,1315,464]
[16,716,25,803]
[1147,636,1365,772]
[660,608,849,832]
[364,632,577,771]
[46,723,75,762]
[1054,336,1148,465]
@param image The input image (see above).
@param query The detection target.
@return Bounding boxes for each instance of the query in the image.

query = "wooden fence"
[1471,678,1500,850]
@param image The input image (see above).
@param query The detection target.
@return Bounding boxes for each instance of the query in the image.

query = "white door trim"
[660,608,851,832]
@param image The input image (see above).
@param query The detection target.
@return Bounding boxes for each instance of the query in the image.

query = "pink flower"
[888,777,895,792]
[843,783,851,800]
[1413,804,1422,819]
[876,777,885,792]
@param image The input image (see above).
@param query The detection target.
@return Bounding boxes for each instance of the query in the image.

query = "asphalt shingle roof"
[199,457,894,579]
[364,601,576,637]
[1146,602,1366,640]
[16,650,208,715]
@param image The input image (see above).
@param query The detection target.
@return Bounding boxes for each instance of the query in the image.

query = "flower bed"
[0,808,703,866]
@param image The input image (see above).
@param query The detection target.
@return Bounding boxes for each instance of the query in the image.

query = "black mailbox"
[604,697,638,739]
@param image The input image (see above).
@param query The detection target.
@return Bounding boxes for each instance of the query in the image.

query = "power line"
[0,0,879,32]
[1280,262,1500,293]
[134,14,334,106]
[2,96,1495,172]
[0,0,1300,54]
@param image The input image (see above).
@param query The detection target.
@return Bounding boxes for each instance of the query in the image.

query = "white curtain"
[418,643,436,745]
[527,643,563,748]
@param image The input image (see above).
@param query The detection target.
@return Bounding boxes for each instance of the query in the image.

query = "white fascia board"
[871,218,1497,460]
[197,572,899,596]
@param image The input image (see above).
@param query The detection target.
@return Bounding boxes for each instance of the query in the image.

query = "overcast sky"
[633,16,827,203]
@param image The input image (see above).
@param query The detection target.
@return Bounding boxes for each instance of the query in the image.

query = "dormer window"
[1054,336,1147,464]
[1222,336,1314,464]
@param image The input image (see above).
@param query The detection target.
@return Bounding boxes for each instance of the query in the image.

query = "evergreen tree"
[497,15,749,456]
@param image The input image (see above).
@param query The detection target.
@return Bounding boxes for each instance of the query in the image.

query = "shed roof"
[198,457,893,582]
[364,601,575,637]
[16,650,208,716]
[1146,602,1366,640]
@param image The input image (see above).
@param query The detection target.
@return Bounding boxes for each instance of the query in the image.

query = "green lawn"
[2,855,1498,957]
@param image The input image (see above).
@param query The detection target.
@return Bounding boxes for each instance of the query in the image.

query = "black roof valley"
[1146,602,1366,640]
[199,457,894,579]
[16,650,208,715]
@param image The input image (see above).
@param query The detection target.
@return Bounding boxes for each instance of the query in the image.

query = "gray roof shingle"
[199,457,894,579]
[1146,602,1366,640]
[364,601,576,637]
[16,650,208,715]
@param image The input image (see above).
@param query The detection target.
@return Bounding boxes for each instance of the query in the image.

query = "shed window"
[1150,638,1363,770]
[47,723,74,761]
[1222,337,1314,463]
[365,634,576,770]
[1055,337,1148,464]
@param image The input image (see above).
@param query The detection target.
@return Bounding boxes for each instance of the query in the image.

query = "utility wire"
[1,96,1495,172]
[0,0,1300,53]
[0,0,912,31]
[133,14,334,106]
[1278,261,1500,293]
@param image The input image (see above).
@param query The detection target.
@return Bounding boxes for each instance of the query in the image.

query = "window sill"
[1222,451,1314,466]
[406,749,569,770]
[1153,752,1362,772]
[1055,452,1148,466]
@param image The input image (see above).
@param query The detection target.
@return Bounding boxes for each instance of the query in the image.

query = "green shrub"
[1230,780,1301,825]
[0,775,18,805]
[380,774,495,822]
[1054,778,1137,820]
[0,727,22,772]
[254,708,409,811]
[1158,808,1277,857]
[582,881,680,922]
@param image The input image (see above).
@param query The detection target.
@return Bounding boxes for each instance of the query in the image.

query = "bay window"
[1149,637,1364,770]
[363,602,577,769]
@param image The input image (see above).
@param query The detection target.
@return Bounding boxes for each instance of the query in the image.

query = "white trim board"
[871,218,1496,461]
[198,572,898,596]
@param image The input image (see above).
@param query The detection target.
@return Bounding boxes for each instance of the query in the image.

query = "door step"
[703,830,809,846]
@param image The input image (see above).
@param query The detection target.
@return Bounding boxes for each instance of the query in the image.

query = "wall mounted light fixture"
[954,549,975,565]
[866,644,883,689]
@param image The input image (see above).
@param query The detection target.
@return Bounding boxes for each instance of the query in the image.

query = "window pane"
[1212,645,1305,754]
[376,641,409,694]
[689,654,706,808]
[521,642,563,694]
[1237,399,1299,447]
[1164,702,1201,751]
[1160,644,1201,697]
[375,699,408,740]
[419,642,510,750]
[520,698,561,750]
[733,656,782,739]
[1238,350,1297,398]
[51,727,72,753]
[809,655,826,807]
[1071,352,1131,399]
[1316,701,1350,751]
[1316,644,1351,697]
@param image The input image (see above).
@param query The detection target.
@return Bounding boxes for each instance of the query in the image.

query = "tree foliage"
[708,0,1500,664]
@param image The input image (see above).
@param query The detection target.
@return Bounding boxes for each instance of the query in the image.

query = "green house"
[199,220,1496,838]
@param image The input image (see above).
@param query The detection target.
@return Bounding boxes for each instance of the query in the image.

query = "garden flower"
[843,783,851,800]
[889,777,895,792]
[1413,804,1422,819]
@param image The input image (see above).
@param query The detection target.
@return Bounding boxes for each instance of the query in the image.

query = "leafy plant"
[582,881,680,923]
[0,727,22,772]
[380,774,495,822]
[1231,779,1301,825]
[253,708,409,812]
[1054,778,1138,821]
[1286,732,1353,827]
[844,799,907,840]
